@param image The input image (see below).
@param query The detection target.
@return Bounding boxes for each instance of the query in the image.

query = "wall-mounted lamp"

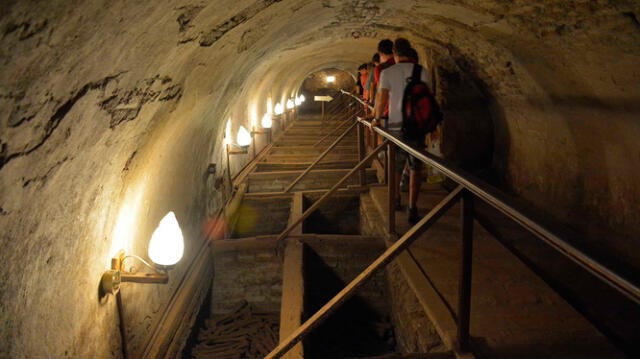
[225,126,252,189]
[101,212,184,295]
[326,75,336,83]
[236,125,252,148]
[294,96,302,106]
[274,102,284,116]
[252,116,272,156]
[261,113,273,129]
[286,99,295,110]
[299,94,306,102]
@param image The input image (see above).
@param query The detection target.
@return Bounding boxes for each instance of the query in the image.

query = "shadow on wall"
[438,59,498,178]
[303,246,394,359]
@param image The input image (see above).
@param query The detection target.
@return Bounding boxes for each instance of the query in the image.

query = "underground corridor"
[1,1,640,359]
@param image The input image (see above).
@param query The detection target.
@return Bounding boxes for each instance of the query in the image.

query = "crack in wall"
[0,73,125,171]
[122,150,137,173]
[2,19,47,41]
[176,5,204,33]
[99,75,183,129]
[22,155,71,188]
[199,0,283,47]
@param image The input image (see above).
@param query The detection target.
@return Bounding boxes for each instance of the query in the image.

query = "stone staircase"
[184,113,625,359]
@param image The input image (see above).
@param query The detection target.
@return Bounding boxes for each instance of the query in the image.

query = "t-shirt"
[360,72,369,99]
[365,70,375,100]
[374,58,395,115]
[379,62,432,129]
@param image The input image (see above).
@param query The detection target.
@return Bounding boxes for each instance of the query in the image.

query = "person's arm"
[372,89,389,126]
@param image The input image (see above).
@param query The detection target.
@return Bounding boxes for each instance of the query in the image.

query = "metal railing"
[262,91,640,359]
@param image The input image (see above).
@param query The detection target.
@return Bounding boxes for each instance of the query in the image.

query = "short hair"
[377,39,393,55]
[393,38,412,57]
[372,53,380,63]
[358,63,367,71]
[408,48,419,62]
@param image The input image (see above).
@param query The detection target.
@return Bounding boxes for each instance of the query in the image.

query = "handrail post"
[263,186,464,359]
[387,142,396,234]
[357,123,366,186]
[457,190,474,352]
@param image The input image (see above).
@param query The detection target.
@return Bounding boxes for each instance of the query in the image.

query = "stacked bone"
[192,300,279,359]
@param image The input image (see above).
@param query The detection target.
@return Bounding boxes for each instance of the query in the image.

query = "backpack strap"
[411,64,422,82]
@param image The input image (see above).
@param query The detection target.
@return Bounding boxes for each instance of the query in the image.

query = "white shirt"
[379,62,432,129]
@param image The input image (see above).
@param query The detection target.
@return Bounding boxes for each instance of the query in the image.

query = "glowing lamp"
[148,212,184,266]
[261,113,273,129]
[236,125,252,148]
[274,102,284,115]
[326,75,336,83]
[300,94,305,102]
[286,99,294,110]
[100,211,185,296]
[294,97,302,106]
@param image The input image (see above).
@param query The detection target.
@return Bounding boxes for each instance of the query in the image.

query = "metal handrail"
[313,114,356,147]
[284,121,358,192]
[275,141,388,243]
[265,186,464,359]
[340,90,640,304]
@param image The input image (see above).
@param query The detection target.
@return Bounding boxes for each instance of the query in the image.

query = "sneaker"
[407,206,420,225]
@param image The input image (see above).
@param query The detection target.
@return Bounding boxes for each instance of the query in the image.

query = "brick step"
[273,141,358,148]
[280,130,352,138]
[262,154,359,163]
[255,161,358,172]
[247,168,377,193]
[275,137,357,144]
[268,145,356,155]
[229,195,292,238]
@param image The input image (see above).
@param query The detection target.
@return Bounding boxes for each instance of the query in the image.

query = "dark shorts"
[388,130,423,172]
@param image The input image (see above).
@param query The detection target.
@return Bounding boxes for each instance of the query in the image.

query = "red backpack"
[401,64,443,141]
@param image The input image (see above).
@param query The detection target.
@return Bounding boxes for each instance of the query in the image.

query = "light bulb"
[300,94,305,102]
[274,102,284,115]
[261,113,273,129]
[326,75,336,83]
[148,212,184,266]
[237,125,252,147]
[294,97,302,106]
[286,99,294,109]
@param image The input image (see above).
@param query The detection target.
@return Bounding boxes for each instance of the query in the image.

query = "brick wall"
[211,247,282,314]
[386,262,446,353]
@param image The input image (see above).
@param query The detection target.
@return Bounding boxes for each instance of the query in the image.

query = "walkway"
[186,105,625,359]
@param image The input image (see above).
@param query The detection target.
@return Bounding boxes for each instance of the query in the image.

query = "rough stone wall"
[211,248,283,315]
[386,261,446,354]
[1,0,639,357]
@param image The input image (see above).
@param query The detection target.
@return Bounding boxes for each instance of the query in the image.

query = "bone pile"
[192,300,279,359]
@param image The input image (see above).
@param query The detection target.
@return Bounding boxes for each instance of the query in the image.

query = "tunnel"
[1,1,639,359]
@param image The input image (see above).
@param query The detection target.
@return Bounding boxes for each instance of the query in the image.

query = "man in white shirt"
[371,38,432,224]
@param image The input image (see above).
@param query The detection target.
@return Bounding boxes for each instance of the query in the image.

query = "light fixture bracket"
[227,143,249,155]
[100,250,169,296]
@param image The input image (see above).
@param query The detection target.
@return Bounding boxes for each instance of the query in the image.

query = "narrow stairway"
[183,98,627,359]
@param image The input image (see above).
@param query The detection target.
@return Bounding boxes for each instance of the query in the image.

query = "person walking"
[371,38,433,224]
